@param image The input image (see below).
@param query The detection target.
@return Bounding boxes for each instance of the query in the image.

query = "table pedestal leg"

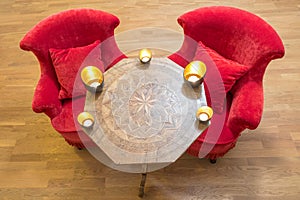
[138,173,147,198]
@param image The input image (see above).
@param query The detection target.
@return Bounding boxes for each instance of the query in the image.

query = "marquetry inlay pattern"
[1,0,299,199]
[83,58,208,172]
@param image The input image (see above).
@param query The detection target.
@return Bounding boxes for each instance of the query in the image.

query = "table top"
[82,58,209,173]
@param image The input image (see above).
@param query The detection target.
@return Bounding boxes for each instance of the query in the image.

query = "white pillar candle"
[199,113,209,121]
[90,81,101,88]
[188,75,200,83]
[83,119,93,127]
[141,56,150,63]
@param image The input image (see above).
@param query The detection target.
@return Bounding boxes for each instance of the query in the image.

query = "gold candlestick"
[183,61,206,87]
[81,66,104,93]
[139,48,152,64]
[77,111,95,128]
[196,106,213,122]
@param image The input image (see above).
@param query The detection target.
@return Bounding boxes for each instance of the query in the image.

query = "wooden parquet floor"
[0,0,300,199]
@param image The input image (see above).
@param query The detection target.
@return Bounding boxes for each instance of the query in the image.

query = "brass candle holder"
[196,106,213,123]
[81,66,104,93]
[139,48,152,64]
[183,61,206,87]
[77,111,95,129]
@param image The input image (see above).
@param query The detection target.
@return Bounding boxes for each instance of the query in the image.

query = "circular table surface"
[83,58,209,173]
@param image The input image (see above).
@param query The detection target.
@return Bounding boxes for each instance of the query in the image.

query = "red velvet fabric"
[51,97,85,133]
[194,41,251,113]
[20,8,126,147]
[169,6,285,159]
[187,94,241,159]
[50,40,103,99]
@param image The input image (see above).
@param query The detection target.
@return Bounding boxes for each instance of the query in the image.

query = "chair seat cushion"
[50,40,104,99]
[51,97,85,133]
[51,96,95,148]
[187,94,240,159]
[194,41,251,113]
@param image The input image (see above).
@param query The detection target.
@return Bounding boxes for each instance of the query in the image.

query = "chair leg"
[209,159,217,164]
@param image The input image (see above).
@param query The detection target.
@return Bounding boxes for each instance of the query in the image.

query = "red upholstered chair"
[169,6,285,162]
[20,8,126,148]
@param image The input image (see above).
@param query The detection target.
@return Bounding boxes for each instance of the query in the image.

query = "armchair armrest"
[227,80,264,133]
[168,35,197,67]
[32,73,62,119]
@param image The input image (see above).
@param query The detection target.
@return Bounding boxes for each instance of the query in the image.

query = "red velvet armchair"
[20,8,126,148]
[169,6,285,162]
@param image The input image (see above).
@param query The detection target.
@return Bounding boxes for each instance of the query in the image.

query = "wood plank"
[0,0,299,199]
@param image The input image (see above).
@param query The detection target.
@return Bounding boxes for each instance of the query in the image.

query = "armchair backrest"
[20,8,121,73]
[177,6,285,68]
